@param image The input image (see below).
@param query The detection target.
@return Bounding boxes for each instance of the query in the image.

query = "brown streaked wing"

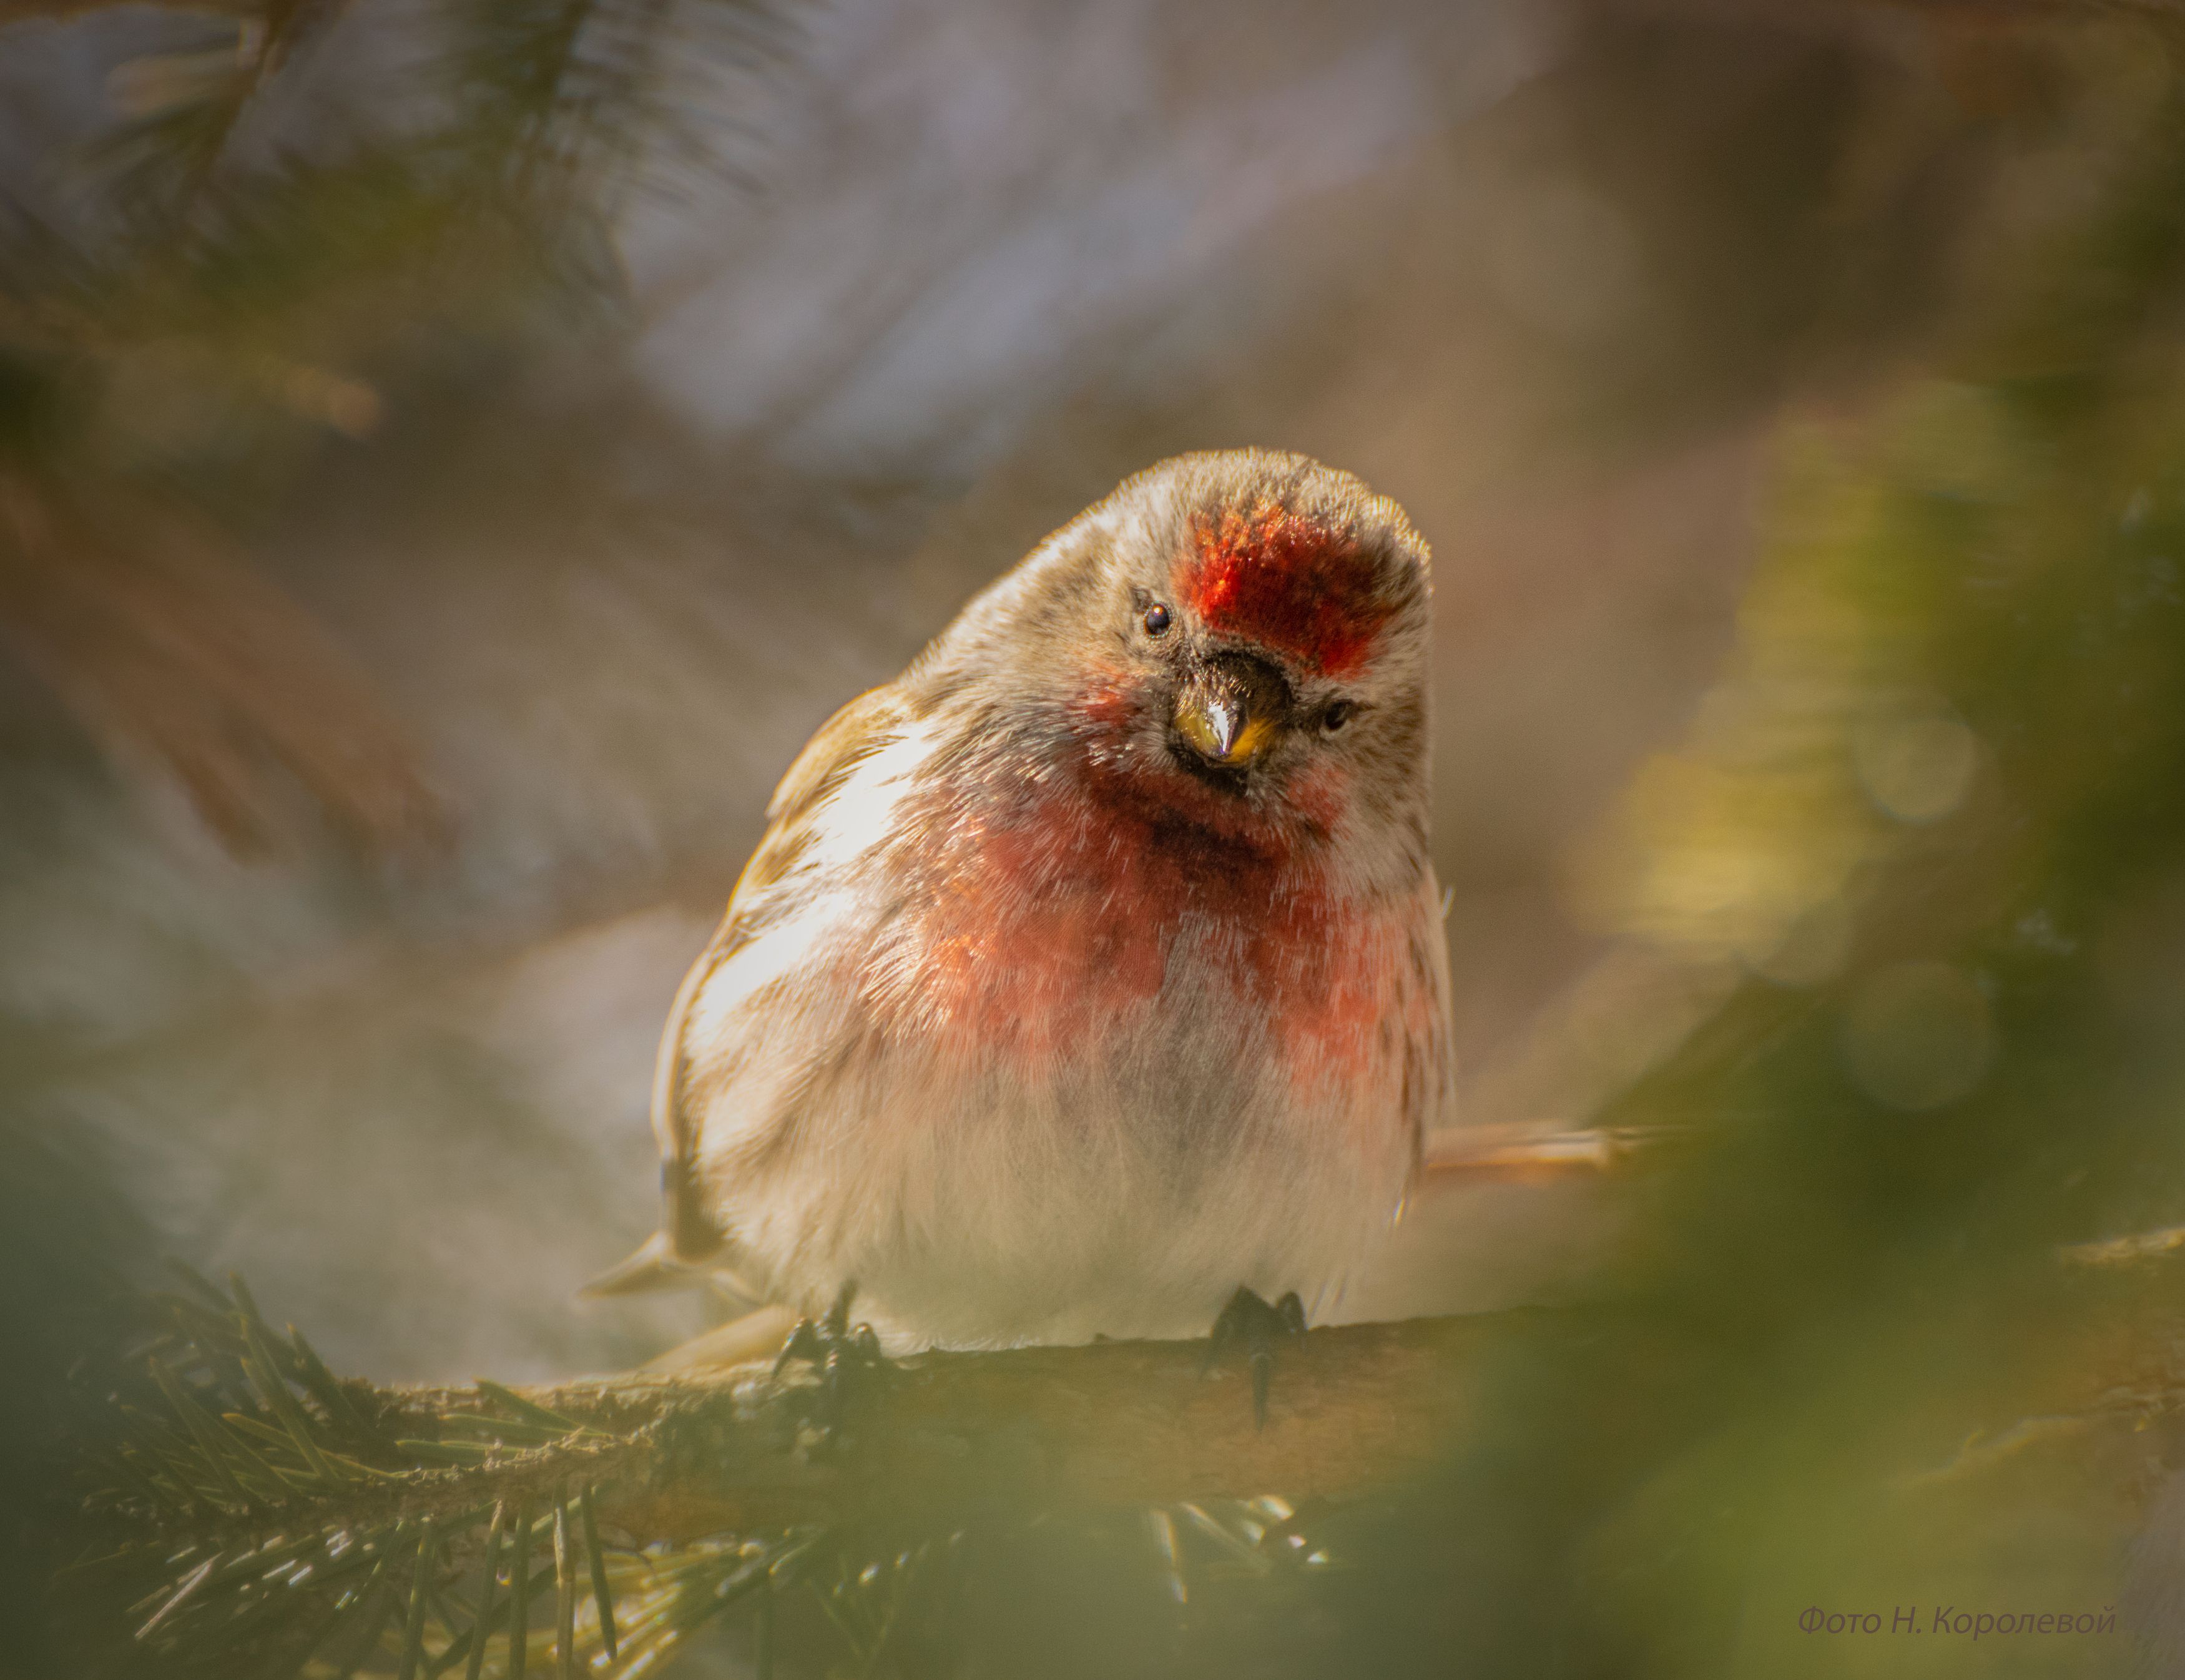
[651,684,910,1263]
[766,684,911,825]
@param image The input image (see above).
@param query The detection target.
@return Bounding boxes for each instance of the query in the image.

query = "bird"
[586,448,1454,1363]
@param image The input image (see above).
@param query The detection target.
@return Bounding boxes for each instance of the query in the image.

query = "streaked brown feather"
[765,685,909,825]
[651,684,908,1264]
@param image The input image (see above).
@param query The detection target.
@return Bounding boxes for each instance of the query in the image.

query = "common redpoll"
[589,449,1453,1353]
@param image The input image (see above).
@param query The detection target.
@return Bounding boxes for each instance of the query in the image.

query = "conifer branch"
[53,1271,1493,1678]
[435,1312,1488,1538]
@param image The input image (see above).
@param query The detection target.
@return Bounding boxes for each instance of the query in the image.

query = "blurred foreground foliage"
[1551,22,2185,1679]
[37,5,2185,1680]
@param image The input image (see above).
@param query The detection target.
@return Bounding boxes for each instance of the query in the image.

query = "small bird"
[588,449,1453,1357]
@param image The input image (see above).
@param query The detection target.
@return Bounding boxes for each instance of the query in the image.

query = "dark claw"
[1205,1287,1307,1428]
[772,1283,888,1455]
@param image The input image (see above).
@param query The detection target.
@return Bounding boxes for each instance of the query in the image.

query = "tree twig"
[395,1315,1491,1542]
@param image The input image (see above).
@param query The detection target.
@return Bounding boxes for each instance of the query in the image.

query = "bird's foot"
[1204,1286,1307,1428]
[773,1284,888,1454]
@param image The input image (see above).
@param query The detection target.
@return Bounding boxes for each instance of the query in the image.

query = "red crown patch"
[1179,503,1391,677]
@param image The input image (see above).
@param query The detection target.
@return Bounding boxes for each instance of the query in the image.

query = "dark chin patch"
[1166,738,1254,799]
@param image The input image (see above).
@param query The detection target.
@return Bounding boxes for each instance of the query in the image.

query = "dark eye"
[1142,602,1172,637]
[1322,700,1355,733]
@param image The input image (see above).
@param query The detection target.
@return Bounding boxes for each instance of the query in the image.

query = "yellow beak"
[1174,679,1280,769]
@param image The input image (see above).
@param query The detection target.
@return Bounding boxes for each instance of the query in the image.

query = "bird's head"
[921,450,1434,882]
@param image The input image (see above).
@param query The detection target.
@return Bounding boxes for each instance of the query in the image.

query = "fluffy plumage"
[598,449,1453,1350]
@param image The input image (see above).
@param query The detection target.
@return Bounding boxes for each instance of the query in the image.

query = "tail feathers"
[579,1230,712,1299]
[639,1304,800,1373]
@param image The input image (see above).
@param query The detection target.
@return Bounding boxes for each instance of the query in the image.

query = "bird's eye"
[1143,602,1172,637]
[1322,700,1355,733]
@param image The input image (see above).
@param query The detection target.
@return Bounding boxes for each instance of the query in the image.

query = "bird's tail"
[577,1229,712,1299]
[638,1304,801,1373]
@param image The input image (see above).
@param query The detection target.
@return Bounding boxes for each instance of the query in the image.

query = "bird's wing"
[588,684,912,1299]
[764,682,914,829]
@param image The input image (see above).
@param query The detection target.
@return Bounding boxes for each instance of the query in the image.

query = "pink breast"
[870,755,1404,1091]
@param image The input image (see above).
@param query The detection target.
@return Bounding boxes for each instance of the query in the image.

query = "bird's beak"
[1174,667,1282,770]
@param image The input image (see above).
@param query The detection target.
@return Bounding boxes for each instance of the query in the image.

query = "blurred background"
[9,0,2185,1674]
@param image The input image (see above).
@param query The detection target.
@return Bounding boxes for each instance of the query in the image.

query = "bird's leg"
[1204,1286,1307,1428]
[773,1282,888,1454]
